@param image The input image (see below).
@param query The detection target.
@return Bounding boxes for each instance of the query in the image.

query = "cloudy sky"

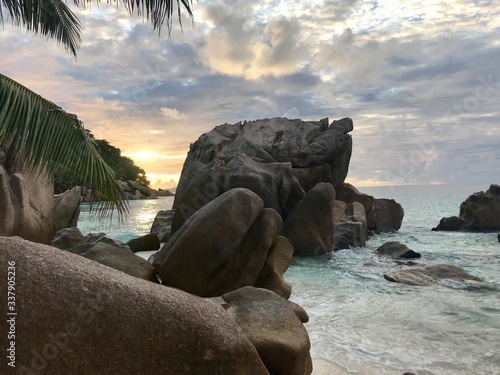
[1,0,499,189]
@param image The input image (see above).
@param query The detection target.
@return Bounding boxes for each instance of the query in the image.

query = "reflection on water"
[78,197,174,242]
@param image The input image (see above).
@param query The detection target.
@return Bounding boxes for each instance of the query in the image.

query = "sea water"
[77,185,500,375]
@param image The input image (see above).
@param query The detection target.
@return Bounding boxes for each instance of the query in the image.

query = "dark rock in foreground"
[219,287,312,375]
[376,241,421,259]
[0,237,270,375]
[433,184,500,232]
[384,264,480,286]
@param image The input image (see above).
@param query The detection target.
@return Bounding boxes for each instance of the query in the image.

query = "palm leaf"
[0,0,193,57]
[0,73,128,218]
[1,0,82,56]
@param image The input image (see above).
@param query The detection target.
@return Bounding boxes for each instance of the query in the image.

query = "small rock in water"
[498,232,500,242]
[375,241,421,259]
[384,263,481,286]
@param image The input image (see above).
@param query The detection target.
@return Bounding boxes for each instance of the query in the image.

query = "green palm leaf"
[0,0,193,57]
[0,73,128,218]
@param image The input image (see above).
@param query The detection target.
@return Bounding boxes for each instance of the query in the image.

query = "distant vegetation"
[55,133,150,193]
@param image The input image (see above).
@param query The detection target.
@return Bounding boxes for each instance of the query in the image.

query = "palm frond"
[74,0,194,35]
[0,73,128,218]
[1,0,82,57]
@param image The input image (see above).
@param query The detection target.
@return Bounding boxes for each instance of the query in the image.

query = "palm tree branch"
[0,73,128,218]
[1,0,82,56]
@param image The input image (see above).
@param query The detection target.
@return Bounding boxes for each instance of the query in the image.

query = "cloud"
[1,0,500,188]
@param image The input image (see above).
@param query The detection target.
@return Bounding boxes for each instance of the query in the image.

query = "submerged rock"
[0,237,269,374]
[376,241,421,259]
[384,264,480,286]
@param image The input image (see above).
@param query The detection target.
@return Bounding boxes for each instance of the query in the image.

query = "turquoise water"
[77,185,500,375]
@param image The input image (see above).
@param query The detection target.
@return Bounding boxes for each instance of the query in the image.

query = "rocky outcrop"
[126,233,161,252]
[335,183,404,232]
[84,232,129,248]
[80,243,158,282]
[155,188,291,298]
[150,209,175,242]
[433,185,500,232]
[333,201,367,250]
[171,117,353,231]
[51,227,86,250]
[0,236,270,374]
[218,287,312,375]
[432,216,474,231]
[373,198,404,232]
[384,264,480,286]
[375,241,421,259]
[0,153,55,243]
[281,183,336,256]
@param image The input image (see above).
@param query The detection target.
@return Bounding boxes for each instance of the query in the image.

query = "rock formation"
[150,209,175,242]
[433,185,500,232]
[154,188,292,298]
[376,241,421,259]
[281,182,336,256]
[171,117,353,232]
[217,287,312,375]
[384,264,480,286]
[335,183,404,232]
[0,236,273,374]
[333,201,367,250]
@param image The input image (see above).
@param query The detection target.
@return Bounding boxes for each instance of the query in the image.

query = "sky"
[1,0,500,190]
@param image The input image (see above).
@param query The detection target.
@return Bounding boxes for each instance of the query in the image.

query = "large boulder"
[335,183,404,232]
[0,236,270,374]
[433,185,500,232]
[171,154,304,232]
[375,241,421,259]
[384,264,480,286]
[80,242,158,282]
[373,198,404,232]
[53,186,82,232]
[150,209,175,242]
[156,188,289,297]
[220,287,312,375]
[281,182,336,256]
[431,216,474,231]
[333,201,367,250]
[0,152,55,244]
[172,117,353,230]
[459,184,500,231]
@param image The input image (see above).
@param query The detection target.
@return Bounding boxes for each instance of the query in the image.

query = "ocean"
[78,184,500,375]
